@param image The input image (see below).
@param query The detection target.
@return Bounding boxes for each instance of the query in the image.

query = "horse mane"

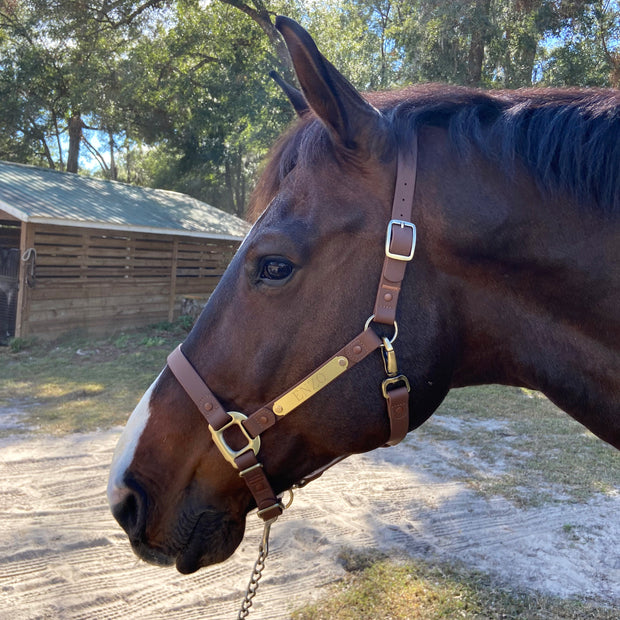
[387,85,620,216]
[249,84,620,220]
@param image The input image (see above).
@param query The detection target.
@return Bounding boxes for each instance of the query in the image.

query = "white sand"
[0,428,618,619]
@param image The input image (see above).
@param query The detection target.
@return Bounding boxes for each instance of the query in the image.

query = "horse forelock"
[248,83,620,221]
[247,115,336,222]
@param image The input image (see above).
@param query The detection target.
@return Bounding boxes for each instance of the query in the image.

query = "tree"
[0,0,617,216]
[538,1,620,87]
[112,0,295,214]
[0,0,167,174]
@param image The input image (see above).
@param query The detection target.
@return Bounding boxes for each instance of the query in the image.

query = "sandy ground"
[0,424,618,620]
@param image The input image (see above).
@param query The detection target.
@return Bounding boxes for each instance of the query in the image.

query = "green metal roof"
[0,161,251,240]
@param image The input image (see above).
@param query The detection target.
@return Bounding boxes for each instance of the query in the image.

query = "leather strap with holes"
[374,141,417,444]
[373,140,418,325]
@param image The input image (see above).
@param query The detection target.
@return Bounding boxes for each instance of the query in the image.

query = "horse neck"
[413,128,619,445]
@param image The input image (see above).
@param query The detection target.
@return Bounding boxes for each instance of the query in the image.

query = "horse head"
[107,17,454,573]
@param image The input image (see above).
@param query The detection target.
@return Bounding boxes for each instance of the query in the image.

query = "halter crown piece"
[166,139,418,523]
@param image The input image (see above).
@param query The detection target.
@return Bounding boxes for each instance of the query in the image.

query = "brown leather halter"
[166,140,418,523]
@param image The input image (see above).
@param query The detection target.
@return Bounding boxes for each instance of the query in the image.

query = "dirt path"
[0,427,618,619]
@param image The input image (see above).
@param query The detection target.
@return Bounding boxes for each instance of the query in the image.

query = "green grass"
[292,552,617,619]
[0,319,192,435]
[413,385,619,506]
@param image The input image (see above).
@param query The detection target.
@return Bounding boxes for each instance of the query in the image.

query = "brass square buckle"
[385,220,416,261]
[381,375,411,399]
[210,411,261,469]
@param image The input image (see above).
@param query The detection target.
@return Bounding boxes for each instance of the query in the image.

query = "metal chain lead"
[237,519,274,619]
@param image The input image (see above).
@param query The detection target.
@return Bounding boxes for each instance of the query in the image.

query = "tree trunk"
[600,18,620,88]
[467,31,485,86]
[108,129,118,180]
[66,114,84,173]
[39,133,55,169]
[609,58,620,88]
[224,157,234,213]
[52,111,64,171]
[234,145,245,217]
[467,0,491,86]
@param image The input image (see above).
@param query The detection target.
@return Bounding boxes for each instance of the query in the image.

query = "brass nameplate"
[273,356,349,416]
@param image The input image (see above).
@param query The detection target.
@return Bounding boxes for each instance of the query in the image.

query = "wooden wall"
[18,223,240,339]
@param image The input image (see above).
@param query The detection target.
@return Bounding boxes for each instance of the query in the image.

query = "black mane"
[268,85,620,217]
[386,85,620,216]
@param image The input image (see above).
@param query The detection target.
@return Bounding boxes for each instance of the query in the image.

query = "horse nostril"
[110,476,148,539]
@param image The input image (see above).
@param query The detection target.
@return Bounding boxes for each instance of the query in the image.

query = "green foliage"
[176,314,196,332]
[119,2,295,214]
[140,335,168,347]
[537,1,619,86]
[8,337,36,353]
[0,0,618,214]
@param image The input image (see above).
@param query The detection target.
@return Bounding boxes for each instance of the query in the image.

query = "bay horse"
[108,16,619,575]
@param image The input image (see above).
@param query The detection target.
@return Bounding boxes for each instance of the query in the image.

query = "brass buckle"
[257,501,284,521]
[210,411,261,469]
[381,375,411,399]
[385,220,416,261]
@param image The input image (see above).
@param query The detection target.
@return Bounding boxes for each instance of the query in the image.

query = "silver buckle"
[385,220,416,261]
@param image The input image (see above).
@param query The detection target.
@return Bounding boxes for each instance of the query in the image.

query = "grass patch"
[0,318,192,435]
[410,385,619,506]
[293,552,617,619]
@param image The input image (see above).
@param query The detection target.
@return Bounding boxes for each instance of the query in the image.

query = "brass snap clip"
[379,335,411,400]
[381,336,399,377]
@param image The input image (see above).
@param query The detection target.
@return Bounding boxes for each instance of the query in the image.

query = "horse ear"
[275,15,382,151]
[269,71,309,117]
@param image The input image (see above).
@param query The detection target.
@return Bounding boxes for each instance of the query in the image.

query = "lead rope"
[237,518,274,619]
[237,490,294,619]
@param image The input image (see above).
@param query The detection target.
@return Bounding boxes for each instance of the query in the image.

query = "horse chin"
[125,505,246,573]
[174,509,246,574]
[130,540,176,568]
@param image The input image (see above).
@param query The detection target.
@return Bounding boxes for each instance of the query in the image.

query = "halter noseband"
[166,140,418,522]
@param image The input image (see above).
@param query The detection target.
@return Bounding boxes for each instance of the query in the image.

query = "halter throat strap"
[166,142,418,522]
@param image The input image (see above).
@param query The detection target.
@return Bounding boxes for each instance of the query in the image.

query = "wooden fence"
[13,222,240,339]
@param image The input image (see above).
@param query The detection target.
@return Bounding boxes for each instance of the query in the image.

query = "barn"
[0,161,250,342]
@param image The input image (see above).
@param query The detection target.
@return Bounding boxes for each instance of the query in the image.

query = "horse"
[108,16,619,575]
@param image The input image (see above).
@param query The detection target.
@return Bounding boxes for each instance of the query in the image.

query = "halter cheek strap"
[166,142,418,522]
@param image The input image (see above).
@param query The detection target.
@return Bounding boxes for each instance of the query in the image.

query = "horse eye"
[259,258,294,282]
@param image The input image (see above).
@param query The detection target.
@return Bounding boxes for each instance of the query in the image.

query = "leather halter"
[166,140,418,522]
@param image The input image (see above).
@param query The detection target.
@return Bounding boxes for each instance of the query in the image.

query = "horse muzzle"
[110,471,246,573]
